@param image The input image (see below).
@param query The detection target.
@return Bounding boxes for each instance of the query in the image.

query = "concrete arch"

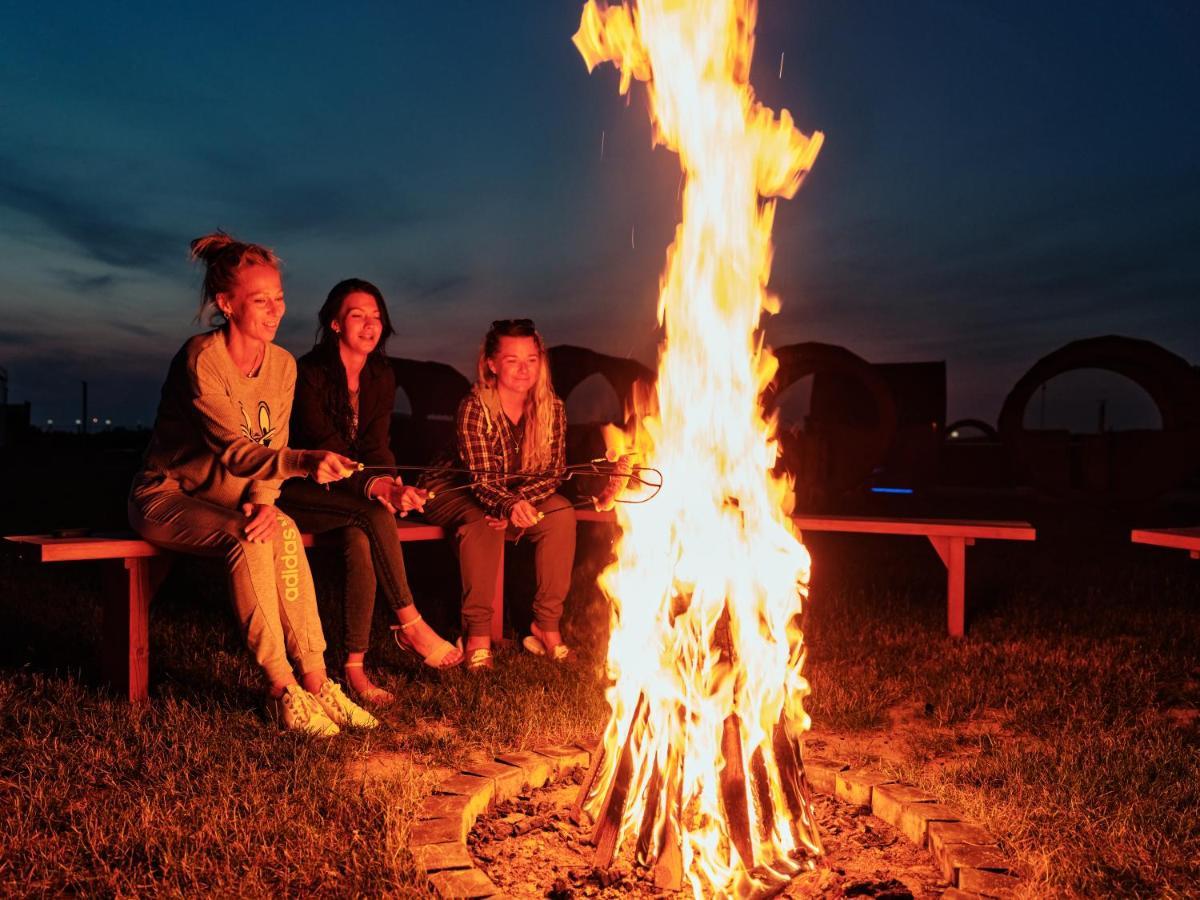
[765,342,898,506]
[998,336,1200,500]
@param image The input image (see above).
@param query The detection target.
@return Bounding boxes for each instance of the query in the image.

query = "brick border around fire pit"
[407,745,1021,899]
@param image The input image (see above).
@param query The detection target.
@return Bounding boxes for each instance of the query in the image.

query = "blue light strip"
[870,487,914,495]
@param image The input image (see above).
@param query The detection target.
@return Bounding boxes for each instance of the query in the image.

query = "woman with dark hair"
[129,231,378,736]
[279,279,463,703]
[422,319,576,671]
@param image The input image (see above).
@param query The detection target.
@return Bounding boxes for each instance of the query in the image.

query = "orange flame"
[574,1,824,895]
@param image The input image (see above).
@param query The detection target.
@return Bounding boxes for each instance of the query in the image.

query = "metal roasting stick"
[337,460,664,537]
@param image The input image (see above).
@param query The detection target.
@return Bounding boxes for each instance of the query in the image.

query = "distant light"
[949,430,959,439]
[74,418,81,425]
[104,419,112,426]
[91,417,99,423]
[46,419,53,426]
[871,487,914,495]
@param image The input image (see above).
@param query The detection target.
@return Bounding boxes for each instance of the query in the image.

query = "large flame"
[573,1,824,896]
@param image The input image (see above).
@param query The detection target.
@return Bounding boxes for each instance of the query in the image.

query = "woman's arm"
[185,348,350,501]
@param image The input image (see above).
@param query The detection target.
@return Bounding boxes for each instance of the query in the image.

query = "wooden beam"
[592,694,648,867]
[571,741,608,826]
[652,747,684,891]
[102,558,153,704]
[719,713,755,869]
[772,722,822,855]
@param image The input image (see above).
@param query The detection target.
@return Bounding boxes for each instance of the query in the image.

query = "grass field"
[1,527,1197,897]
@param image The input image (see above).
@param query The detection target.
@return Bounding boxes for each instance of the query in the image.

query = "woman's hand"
[369,477,428,517]
[305,450,357,484]
[241,503,282,543]
[396,483,428,516]
[509,499,542,529]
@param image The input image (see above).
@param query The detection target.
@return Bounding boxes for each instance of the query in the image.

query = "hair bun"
[189,230,238,263]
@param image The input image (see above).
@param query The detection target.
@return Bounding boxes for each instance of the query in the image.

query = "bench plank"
[572,511,1036,638]
[792,516,1035,541]
[1131,527,1200,558]
[6,521,447,563]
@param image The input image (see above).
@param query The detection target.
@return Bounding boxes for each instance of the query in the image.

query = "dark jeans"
[278,479,414,654]
[423,490,576,638]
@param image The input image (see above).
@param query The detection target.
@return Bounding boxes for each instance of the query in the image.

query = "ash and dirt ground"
[468,774,947,899]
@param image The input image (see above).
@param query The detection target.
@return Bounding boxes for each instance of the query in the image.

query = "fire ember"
[571,0,825,896]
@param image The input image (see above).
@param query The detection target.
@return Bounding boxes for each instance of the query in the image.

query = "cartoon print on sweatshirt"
[239,400,279,447]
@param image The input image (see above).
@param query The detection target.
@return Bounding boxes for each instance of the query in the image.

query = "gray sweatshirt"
[138,330,307,508]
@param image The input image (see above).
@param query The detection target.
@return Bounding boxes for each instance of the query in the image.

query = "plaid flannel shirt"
[456,391,567,518]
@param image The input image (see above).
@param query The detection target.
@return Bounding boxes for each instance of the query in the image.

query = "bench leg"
[101,557,162,704]
[490,548,505,644]
[927,536,972,638]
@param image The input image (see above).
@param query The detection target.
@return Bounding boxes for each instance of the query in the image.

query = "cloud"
[106,320,161,339]
[0,157,183,273]
[49,269,120,294]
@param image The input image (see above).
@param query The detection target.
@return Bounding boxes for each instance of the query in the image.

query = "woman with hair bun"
[129,231,378,736]
[279,278,463,704]
[422,319,576,671]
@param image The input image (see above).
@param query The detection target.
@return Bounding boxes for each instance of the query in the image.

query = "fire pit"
[467,774,945,899]
[409,747,1021,898]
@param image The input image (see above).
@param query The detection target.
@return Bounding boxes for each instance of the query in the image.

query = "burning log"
[720,713,756,868]
[570,740,609,827]
[590,693,649,867]
[773,721,823,854]
[649,749,685,891]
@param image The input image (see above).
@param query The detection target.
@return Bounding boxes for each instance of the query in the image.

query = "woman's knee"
[458,515,505,548]
[540,495,576,530]
[341,523,373,563]
[366,499,399,531]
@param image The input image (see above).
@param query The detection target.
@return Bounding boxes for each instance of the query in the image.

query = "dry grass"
[1,530,1198,896]
[803,535,1200,898]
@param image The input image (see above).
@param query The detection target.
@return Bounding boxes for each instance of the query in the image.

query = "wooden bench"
[6,510,614,703]
[4,512,1035,701]
[792,516,1035,637]
[4,522,461,704]
[1131,527,1200,560]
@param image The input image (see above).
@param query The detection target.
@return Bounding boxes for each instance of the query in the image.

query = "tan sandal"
[390,614,463,669]
[343,661,396,707]
[522,634,572,662]
[466,647,494,671]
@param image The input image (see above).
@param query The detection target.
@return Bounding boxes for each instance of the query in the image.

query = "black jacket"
[289,348,396,497]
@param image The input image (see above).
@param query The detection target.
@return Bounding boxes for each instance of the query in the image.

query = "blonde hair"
[474,320,556,472]
[189,230,280,324]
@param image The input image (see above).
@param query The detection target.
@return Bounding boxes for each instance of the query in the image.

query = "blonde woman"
[129,232,378,736]
[422,319,576,670]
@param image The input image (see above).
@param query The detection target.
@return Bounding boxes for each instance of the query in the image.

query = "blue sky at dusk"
[1,1,1197,428]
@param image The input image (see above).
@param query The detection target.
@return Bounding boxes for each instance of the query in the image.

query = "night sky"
[1,1,1197,429]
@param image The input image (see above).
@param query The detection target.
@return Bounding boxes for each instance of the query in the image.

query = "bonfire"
[571,0,826,896]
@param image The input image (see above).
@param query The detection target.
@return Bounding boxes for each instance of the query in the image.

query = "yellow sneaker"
[268,684,340,737]
[313,679,379,729]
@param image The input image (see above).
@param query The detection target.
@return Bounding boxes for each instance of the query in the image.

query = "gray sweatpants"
[129,479,327,685]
